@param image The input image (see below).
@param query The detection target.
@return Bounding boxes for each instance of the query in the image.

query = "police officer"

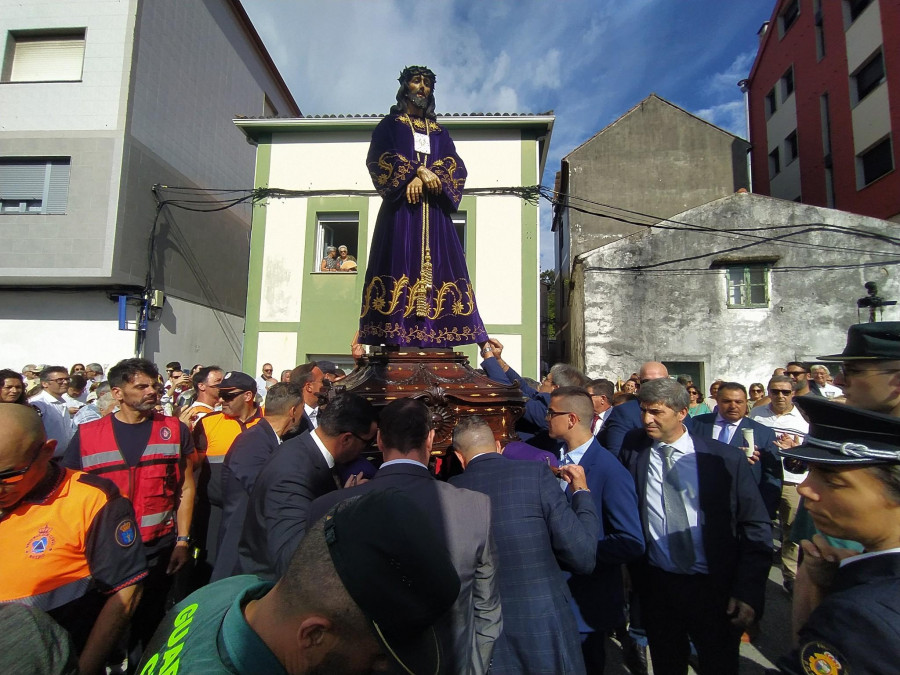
[777,395,900,675]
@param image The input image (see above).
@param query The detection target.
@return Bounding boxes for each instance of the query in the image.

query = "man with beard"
[62,358,195,659]
[359,65,490,350]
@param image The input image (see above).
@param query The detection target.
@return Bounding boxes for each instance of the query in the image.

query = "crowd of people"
[1,321,898,674]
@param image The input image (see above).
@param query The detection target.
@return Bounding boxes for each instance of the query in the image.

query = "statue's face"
[405,73,432,110]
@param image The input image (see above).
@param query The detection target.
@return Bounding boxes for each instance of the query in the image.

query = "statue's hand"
[417,166,442,194]
[407,176,424,204]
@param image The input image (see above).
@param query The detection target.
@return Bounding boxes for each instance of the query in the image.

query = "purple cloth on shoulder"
[501,441,559,468]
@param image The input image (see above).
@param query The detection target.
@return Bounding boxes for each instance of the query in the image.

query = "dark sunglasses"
[0,446,41,484]
[219,390,246,401]
[768,388,793,396]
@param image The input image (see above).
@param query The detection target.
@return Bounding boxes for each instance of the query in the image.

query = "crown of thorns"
[398,65,436,86]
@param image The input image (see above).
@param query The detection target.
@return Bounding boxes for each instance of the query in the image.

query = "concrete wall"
[563,95,750,256]
[576,192,900,389]
[0,290,243,374]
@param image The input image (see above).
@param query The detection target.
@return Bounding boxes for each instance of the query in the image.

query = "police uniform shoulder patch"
[800,641,848,675]
[115,519,137,547]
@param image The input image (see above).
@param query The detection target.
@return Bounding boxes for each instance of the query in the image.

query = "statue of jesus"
[358,65,489,350]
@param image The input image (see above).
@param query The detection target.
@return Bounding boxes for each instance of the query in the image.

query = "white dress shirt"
[304,403,319,429]
[749,404,810,483]
[711,414,740,444]
[645,428,708,574]
[310,428,335,468]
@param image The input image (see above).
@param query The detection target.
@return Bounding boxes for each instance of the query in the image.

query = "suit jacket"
[599,399,694,458]
[237,430,336,579]
[309,462,502,675]
[619,430,773,617]
[567,439,646,633]
[450,453,600,674]
[481,357,549,440]
[212,418,280,582]
[691,413,783,519]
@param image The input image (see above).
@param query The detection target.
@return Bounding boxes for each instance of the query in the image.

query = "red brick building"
[746,0,900,222]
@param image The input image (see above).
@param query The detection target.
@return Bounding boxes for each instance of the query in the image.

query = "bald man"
[0,405,147,675]
[599,362,694,457]
[450,416,600,674]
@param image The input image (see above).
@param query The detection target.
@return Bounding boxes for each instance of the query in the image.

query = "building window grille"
[854,51,885,103]
[769,147,781,177]
[726,265,769,308]
[1,31,86,82]
[858,137,893,187]
[0,158,70,214]
[781,67,795,99]
[786,131,799,164]
[315,212,359,273]
[781,0,800,35]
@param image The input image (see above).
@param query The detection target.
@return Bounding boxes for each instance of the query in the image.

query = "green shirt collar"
[218,581,287,675]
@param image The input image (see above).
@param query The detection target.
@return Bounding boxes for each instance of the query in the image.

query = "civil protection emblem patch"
[116,519,137,547]
[801,641,847,674]
[159,426,172,441]
[27,525,55,559]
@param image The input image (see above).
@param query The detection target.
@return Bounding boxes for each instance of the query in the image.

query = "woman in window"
[337,245,357,272]
[687,386,711,417]
[320,246,340,272]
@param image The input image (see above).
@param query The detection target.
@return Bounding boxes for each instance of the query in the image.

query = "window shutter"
[46,161,71,214]
[0,161,46,199]
[9,36,85,82]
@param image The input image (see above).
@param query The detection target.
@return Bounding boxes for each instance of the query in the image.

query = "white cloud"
[694,100,747,138]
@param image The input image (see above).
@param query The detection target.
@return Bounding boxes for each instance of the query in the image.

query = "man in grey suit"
[309,398,502,675]
[237,392,378,579]
[450,416,600,674]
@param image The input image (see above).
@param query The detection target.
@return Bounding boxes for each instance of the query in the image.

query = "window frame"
[853,51,885,104]
[765,88,778,118]
[785,130,799,164]
[725,265,770,309]
[313,211,360,274]
[780,0,800,36]
[0,158,71,215]
[858,136,894,188]
[1,29,86,83]
[769,147,782,177]
[781,66,795,100]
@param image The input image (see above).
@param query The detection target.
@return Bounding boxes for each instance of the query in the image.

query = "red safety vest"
[78,413,182,543]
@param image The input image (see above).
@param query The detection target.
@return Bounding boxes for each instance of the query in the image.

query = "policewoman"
[777,395,900,675]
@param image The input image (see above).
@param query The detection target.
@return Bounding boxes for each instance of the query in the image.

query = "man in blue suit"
[691,382,783,519]
[548,386,646,673]
[599,362,692,458]
[450,416,601,674]
[619,379,772,675]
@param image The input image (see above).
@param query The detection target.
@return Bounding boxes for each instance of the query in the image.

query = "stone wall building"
[553,94,750,363]
[571,191,900,390]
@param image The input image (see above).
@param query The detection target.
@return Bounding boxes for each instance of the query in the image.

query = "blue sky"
[241,0,774,269]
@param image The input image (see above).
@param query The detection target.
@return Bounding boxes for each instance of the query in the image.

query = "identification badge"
[413,132,430,154]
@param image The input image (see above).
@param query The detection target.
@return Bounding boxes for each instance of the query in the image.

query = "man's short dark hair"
[165,361,181,371]
[786,361,809,372]
[108,358,159,388]
[289,362,319,387]
[68,374,87,392]
[39,366,68,382]
[192,365,223,390]
[379,398,432,455]
[587,378,614,400]
[549,386,595,429]
[317,392,377,438]
[716,381,747,398]
[264,383,305,416]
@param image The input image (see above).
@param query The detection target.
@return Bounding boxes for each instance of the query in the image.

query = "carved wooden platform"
[334,347,526,457]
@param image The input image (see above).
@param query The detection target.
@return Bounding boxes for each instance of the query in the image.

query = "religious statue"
[358,66,489,349]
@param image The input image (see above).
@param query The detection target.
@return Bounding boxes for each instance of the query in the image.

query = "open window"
[315,212,359,273]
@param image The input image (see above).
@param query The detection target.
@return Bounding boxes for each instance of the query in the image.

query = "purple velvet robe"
[359,113,487,347]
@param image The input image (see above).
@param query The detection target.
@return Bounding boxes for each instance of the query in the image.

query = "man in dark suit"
[309,398,502,675]
[620,378,772,675]
[548,386,646,672]
[282,361,326,441]
[449,416,601,674]
[691,382,783,519]
[600,362,693,457]
[237,391,377,579]
[211,383,306,582]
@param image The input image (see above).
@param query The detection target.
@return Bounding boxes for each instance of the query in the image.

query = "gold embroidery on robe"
[430,157,463,203]
[367,152,414,196]
[395,114,441,133]
[361,275,478,321]
[357,322,486,345]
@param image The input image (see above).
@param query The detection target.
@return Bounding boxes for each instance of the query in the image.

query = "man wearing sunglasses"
[750,375,810,593]
[1,404,147,675]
